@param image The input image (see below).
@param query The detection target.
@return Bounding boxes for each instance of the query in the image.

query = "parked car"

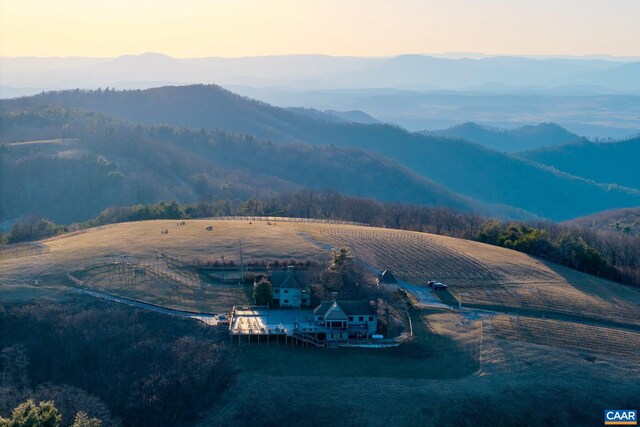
[427,280,437,287]
[432,282,448,290]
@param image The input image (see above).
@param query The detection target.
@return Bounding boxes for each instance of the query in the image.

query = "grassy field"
[3,218,640,324]
[2,218,639,425]
[236,308,480,380]
[202,306,640,426]
[309,227,640,328]
[1,219,327,307]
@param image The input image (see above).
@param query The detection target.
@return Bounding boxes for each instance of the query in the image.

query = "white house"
[270,267,311,308]
[313,300,377,341]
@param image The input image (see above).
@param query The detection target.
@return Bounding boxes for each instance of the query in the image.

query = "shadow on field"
[432,289,459,306]
[235,308,479,380]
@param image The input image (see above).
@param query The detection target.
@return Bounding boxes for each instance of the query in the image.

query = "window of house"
[284,289,289,293]
[369,316,374,321]
[359,316,364,321]
[284,299,289,304]
[348,316,353,321]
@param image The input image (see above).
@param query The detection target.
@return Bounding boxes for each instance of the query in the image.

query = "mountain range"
[2,84,640,225]
[3,53,640,93]
[423,122,583,152]
[226,86,640,138]
[520,137,640,189]
[3,53,640,139]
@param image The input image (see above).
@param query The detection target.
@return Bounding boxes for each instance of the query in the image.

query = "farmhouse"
[229,299,378,347]
[269,266,311,308]
[313,300,378,341]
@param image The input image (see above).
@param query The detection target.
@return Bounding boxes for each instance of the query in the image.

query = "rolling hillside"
[424,122,582,152]
[3,219,640,327]
[3,219,640,426]
[565,207,640,236]
[4,86,640,221]
[1,107,510,224]
[520,136,640,190]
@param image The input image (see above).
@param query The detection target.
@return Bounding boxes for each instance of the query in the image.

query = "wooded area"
[0,299,234,427]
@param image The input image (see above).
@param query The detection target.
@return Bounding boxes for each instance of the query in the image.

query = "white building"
[313,300,378,341]
[269,267,311,308]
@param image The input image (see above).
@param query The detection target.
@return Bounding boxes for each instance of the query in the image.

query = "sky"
[2,0,640,58]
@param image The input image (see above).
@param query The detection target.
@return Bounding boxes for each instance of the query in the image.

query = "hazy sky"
[2,0,640,57]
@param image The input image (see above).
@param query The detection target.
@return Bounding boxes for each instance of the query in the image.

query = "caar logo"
[604,410,637,425]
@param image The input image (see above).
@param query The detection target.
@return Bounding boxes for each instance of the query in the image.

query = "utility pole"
[238,240,244,286]
[221,255,225,283]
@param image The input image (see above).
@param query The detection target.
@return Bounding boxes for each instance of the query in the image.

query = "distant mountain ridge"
[424,122,583,152]
[226,85,640,139]
[0,106,524,224]
[286,107,380,125]
[3,53,640,140]
[520,136,640,189]
[2,52,640,94]
[3,85,640,221]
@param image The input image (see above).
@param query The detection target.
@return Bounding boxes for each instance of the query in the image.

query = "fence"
[212,216,367,226]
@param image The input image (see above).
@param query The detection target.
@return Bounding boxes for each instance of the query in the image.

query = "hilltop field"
[1,218,639,426]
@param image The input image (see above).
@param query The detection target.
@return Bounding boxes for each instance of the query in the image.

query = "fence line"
[211,216,368,226]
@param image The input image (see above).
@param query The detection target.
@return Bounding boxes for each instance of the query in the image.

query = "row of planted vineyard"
[318,229,502,282]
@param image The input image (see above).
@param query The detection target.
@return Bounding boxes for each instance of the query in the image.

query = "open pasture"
[309,227,640,328]
[70,260,250,313]
[42,219,328,272]
[1,219,326,312]
[2,219,640,325]
[317,228,501,281]
[2,219,640,426]
[486,314,640,360]
[202,307,640,427]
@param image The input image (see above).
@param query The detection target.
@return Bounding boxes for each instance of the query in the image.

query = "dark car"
[427,280,438,287]
[432,282,448,290]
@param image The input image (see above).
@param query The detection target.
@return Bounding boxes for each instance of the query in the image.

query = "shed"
[380,269,398,284]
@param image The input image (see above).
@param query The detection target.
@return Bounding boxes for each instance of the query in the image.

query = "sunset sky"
[2,0,640,58]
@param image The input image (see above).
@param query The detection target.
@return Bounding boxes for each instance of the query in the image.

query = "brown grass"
[2,219,639,425]
[308,226,640,327]
[201,307,639,426]
[3,219,640,322]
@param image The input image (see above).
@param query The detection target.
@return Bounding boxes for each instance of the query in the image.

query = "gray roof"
[270,270,303,289]
[338,300,376,316]
[314,300,376,318]
[380,269,397,284]
[313,301,334,315]
[324,301,349,321]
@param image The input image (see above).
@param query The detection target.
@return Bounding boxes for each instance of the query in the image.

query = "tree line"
[2,190,639,286]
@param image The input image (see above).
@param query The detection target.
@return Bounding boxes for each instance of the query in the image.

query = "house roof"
[270,270,303,289]
[380,269,398,284]
[314,300,376,318]
[313,301,334,315]
[324,301,349,321]
[338,300,377,316]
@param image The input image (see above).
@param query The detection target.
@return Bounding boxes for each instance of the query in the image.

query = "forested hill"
[3,85,308,143]
[520,137,640,189]
[565,207,640,236]
[0,107,511,224]
[3,85,640,221]
[424,122,583,152]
